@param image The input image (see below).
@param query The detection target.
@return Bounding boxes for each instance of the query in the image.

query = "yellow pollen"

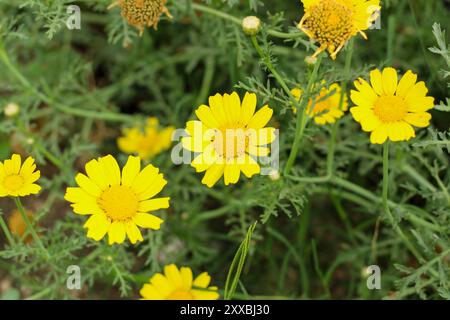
[213,128,248,160]
[167,290,194,300]
[373,95,408,123]
[98,185,139,221]
[303,0,354,50]
[3,175,24,191]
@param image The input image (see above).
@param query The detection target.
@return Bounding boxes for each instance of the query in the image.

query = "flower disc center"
[373,95,408,123]
[98,185,139,221]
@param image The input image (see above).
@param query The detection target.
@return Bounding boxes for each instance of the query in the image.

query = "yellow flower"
[118,117,174,161]
[140,264,220,300]
[182,92,276,187]
[64,155,169,245]
[0,154,41,197]
[291,82,348,125]
[109,0,172,36]
[350,68,435,144]
[8,209,36,243]
[298,0,381,59]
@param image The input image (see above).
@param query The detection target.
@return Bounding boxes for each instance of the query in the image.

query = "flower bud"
[305,55,318,65]
[4,103,20,117]
[242,16,261,36]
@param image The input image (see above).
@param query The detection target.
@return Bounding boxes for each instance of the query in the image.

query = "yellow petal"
[404,112,432,128]
[247,105,273,129]
[396,70,418,97]
[164,264,183,288]
[85,213,110,241]
[121,156,141,187]
[85,159,109,190]
[193,272,211,288]
[99,155,121,187]
[224,164,240,185]
[138,197,170,212]
[201,164,225,187]
[369,69,383,96]
[180,267,193,290]
[382,67,398,96]
[125,221,143,244]
[240,92,257,126]
[75,173,102,197]
[195,105,220,128]
[133,212,164,230]
[370,124,388,144]
[108,221,126,245]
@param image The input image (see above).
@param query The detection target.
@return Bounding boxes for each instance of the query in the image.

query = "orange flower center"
[373,95,408,123]
[3,174,24,191]
[213,128,248,160]
[167,290,194,300]
[98,185,139,221]
[303,0,354,48]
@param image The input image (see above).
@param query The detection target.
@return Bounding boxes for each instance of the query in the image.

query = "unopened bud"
[305,55,317,65]
[242,16,261,36]
[4,103,20,117]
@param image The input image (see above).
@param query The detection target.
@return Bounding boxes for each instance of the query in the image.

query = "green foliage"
[0,0,450,300]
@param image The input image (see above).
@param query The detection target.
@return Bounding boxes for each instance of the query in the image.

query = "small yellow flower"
[118,117,174,161]
[8,209,35,243]
[140,264,220,300]
[291,82,348,125]
[64,155,169,245]
[298,0,381,59]
[182,92,276,187]
[0,154,41,197]
[350,68,435,144]
[109,0,172,36]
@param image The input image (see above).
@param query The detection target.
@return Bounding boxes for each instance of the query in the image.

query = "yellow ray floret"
[0,154,41,197]
[118,117,174,160]
[350,67,435,144]
[140,264,220,300]
[64,155,169,245]
[291,82,348,125]
[298,0,381,59]
[182,92,276,188]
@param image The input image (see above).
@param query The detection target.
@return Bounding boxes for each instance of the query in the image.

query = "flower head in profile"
[350,68,435,144]
[0,154,41,197]
[109,0,172,36]
[65,155,169,245]
[8,209,36,243]
[291,82,348,125]
[298,0,381,59]
[182,92,276,188]
[140,264,219,300]
[118,117,174,161]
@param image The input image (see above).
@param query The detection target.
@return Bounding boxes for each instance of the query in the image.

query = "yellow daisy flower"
[118,117,174,161]
[350,68,435,144]
[64,155,169,245]
[0,154,41,197]
[298,0,381,59]
[291,82,348,125]
[182,92,276,187]
[140,264,220,300]
[109,0,172,36]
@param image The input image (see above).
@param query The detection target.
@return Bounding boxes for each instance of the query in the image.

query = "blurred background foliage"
[0,0,449,299]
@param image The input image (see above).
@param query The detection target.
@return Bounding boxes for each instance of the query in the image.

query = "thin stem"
[0,215,16,246]
[382,143,423,261]
[283,55,323,175]
[14,198,50,259]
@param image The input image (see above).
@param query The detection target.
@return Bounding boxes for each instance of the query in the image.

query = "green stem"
[0,215,16,246]
[382,143,423,261]
[283,55,323,175]
[14,198,50,259]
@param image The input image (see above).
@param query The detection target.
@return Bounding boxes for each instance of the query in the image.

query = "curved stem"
[14,198,50,259]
